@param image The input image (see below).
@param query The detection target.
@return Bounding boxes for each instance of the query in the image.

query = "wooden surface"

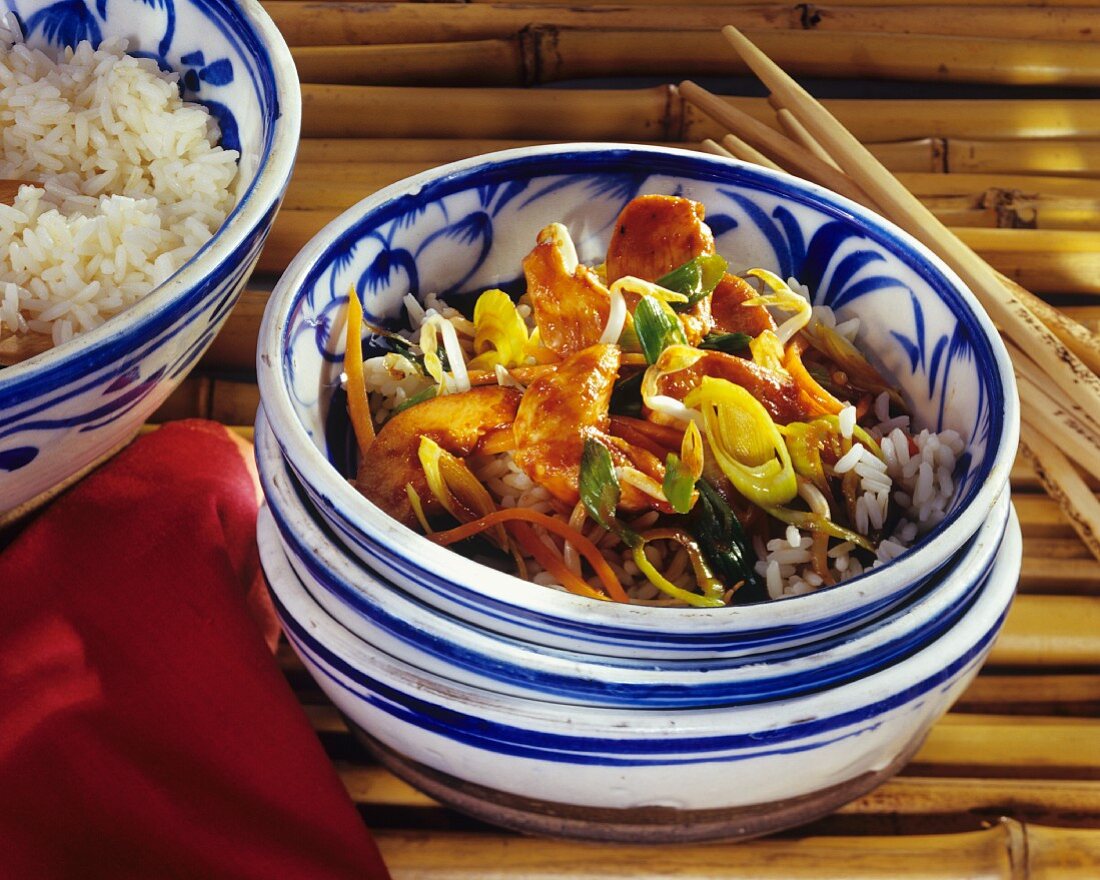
[154,2,1100,875]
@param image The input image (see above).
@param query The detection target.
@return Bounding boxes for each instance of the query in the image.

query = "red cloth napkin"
[0,420,390,880]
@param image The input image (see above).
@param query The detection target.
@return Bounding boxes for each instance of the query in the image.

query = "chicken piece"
[357,385,522,528]
[710,273,777,338]
[655,349,807,425]
[513,343,665,511]
[606,194,716,283]
[606,194,716,345]
[522,222,610,356]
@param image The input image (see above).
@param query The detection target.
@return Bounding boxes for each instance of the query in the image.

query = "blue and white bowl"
[260,499,1022,842]
[258,404,1011,704]
[257,144,1018,657]
[0,0,300,514]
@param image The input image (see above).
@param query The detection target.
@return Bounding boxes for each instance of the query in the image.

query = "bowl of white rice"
[257,144,1018,659]
[0,0,300,514]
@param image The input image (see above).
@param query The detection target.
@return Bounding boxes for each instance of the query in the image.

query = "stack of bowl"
[0,0,300,517]
[255,144,1021,842]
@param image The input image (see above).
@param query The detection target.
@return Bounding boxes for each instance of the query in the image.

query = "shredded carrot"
[507,521,609,602]
[428,507,630,603]
[785,338,844,417]
[344,286,375,455]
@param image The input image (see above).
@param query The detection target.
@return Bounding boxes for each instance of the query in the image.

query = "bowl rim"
[258,396,1012,703]
[261,500,1021,735]
[256,142,1020,630]
[0,0,301,401]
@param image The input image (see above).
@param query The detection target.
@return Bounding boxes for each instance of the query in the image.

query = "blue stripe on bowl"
[264,437,1008,708]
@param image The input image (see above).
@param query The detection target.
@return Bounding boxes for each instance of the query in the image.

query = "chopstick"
[678,25,1100,564]
[713,25,1100,424]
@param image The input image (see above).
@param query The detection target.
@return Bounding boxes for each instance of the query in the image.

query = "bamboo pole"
[371,824,1098,879]
[991,595,1100,666]
[264,2,1100,46]
[289,29,1100,88]
[300,84,677,139]
[1020,427,1100,562]
[899,172,1100,201]
[296,87,1100,142]
[290,40,524,87]
[290,136,940,172]
[960,674,1100,712]
[682,97,1100,144]
[950,138,1100,177]
[555,28,1100,87]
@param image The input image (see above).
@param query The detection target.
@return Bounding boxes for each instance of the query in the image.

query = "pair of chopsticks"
[680,26,1100,563]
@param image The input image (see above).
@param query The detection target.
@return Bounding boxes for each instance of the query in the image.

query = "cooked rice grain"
[0,28,239,347]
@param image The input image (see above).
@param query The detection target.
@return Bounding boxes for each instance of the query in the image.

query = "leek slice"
[685,376,798,507]
[467,288,530,371]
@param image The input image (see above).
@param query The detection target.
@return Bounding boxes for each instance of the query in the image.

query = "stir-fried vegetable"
[347,193,932,609]
[657,253,728,309]
[686,376,798,508]
[344,286,375,455]
[634,295,688,364]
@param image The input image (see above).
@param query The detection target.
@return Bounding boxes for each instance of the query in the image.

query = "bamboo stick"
[678,81,875,206]
[1015,495,1100,543]
[264,2,1100,46]
[290,40,523,87]
[682,97,1100,144]
[899,172,1100,201]
[1020,425,1100,563]
[1019,556,1100,595]
[301,84,677,139]
[1018,380,1100,484]
[714,26,1100,425]
[290,29,1100,88]
[776,107,842,171]
[290,136,941,173]
[295,87,1100,142]
[991,595,1100,667]
[719,133,784,171]
[371,824,1097,879]
[959,674,1100,712]
[950,138,1100,177]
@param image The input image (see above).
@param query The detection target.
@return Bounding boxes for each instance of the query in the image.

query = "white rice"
[0,23,239,348]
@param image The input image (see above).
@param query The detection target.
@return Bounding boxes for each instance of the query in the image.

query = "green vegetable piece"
[580,437,621,533]
[634,295,687,365]
[656,254,728,310]
[579,437,641,547]
[662,453,695,515]
[690,478,761,601]
[698,331,752,354]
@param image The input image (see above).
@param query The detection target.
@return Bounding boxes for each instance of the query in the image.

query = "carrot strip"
[507,522,609,602]
[429,507,630,603]
[785,338,844,417]
[344,287,375,455]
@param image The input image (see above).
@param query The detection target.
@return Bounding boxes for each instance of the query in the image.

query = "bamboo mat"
[150,2,1100,875]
